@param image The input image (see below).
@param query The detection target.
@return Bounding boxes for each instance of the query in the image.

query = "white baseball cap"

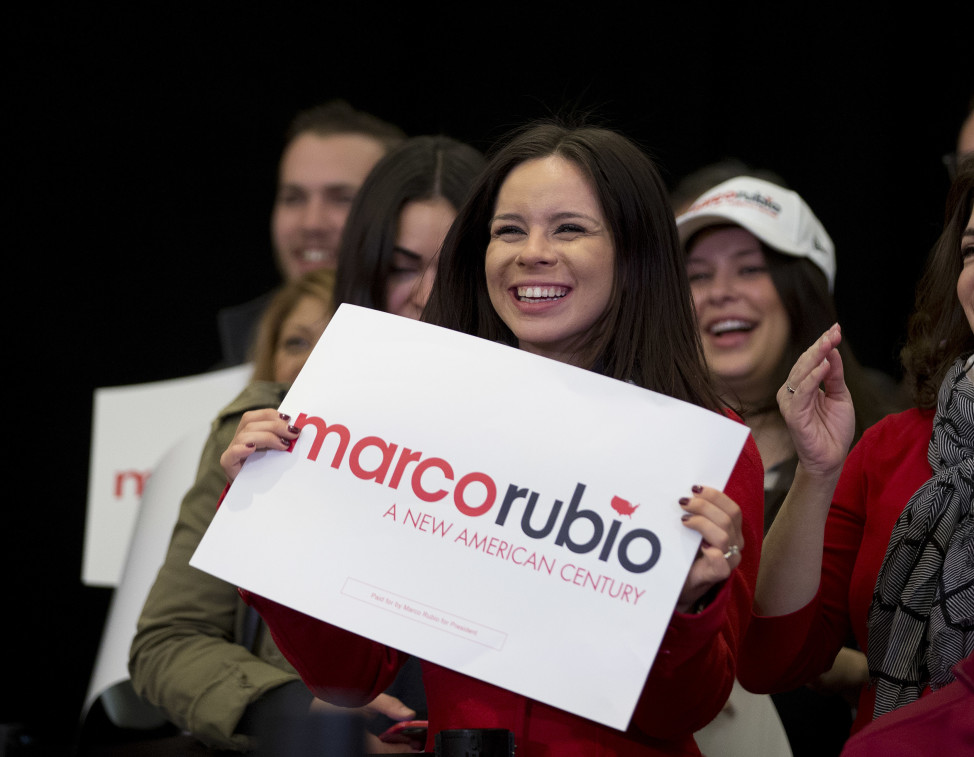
[676,176,836,291]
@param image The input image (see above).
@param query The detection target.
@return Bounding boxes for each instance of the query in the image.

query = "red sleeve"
[737,428,869,693]
[630,429,764,737]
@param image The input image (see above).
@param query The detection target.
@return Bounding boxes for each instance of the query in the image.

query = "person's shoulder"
[839,653,974,756]
[217,380,291,422]
[862,407,934,443]
[848,407,933,474]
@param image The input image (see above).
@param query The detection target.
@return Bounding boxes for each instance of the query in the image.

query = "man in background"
[218,100,405,365]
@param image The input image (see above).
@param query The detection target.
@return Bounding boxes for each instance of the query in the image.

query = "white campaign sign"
[191,305,749,730]
[84,423,212,726]
[84,363,251,586]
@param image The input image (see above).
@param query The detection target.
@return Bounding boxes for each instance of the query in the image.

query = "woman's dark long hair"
[422,120,723,413]
[901,153,974,409]
[333,135,486,313]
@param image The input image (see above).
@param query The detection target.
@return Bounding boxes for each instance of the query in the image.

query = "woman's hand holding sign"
[220,409,301,482]
[676,485,744,614]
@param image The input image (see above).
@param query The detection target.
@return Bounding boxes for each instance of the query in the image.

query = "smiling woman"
[386,196,457,320]
[333,135,487,320]
[248,269,336,384]
[234,119,767,757]
[485,155,615,363]
[427,121,734,401]
[676,177,904,756]
[677,176,902,527]
[685,226,791,407]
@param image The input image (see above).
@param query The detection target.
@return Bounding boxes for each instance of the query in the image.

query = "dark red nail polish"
[287,424,300,434]
[245,442,256,448]
[681,513,692,522]
[691,485,704,493]
[679,497,690,506]
[280,437,289,445]
[279,413,291,421]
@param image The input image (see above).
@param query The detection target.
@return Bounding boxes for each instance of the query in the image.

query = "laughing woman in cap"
[677,176,904,756]
[677,176,901,529]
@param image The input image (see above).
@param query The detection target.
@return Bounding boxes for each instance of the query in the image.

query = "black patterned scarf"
[866,356,974,719]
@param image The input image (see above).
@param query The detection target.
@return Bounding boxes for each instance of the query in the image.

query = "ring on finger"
[723,544,740,560]
[785,384,797,394]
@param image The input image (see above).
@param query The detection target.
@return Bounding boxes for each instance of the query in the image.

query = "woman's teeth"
[300,249,328,262]
[710,319,754,335]
[517,286,568,302]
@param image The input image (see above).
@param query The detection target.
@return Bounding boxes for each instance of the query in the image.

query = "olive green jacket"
[129,380,301,751]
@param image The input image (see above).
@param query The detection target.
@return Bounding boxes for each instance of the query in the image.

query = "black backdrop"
[6,4,972,750]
